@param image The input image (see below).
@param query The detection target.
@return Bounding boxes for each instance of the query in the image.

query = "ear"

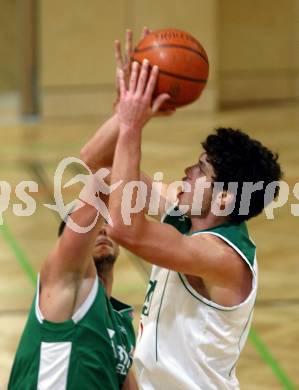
[215,190,235,211]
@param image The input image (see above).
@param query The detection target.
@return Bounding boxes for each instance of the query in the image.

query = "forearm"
[41,203,104,290]
[57,204,103,262]
[81,116,172,220]
[122,369,139,390]
[109,60,169,234]
[80,114,119,172]
[109,127,145,230]
[44,172,107,277]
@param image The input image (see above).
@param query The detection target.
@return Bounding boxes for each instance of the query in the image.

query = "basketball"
[132,28,209,109]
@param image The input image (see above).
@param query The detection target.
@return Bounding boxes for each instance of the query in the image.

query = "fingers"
[141,26,151,39]
[115,29,132,68]
[114,40,122,68]
[136,59,150,96]
[118,69,126,98]
[125,29,133,59]
[152,94,171,113]
[144,64,159,97]
[129,61,139,93]
[124,58,169,114]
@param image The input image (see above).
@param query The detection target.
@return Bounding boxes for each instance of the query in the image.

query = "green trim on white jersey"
[134,207,258,389]
[163,206,256,266]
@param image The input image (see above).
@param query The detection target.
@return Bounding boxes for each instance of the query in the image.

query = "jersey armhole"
[160,203,178,223]
[72,277,98,323]
[191,231,257,275]
[179,231,257,311]
[35,274,99,324]
[35,274,44,323]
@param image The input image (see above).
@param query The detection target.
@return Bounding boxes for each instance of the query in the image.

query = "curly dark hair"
[202,128,283,223]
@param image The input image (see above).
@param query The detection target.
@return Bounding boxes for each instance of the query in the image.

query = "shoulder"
[187,232,253,305]
[110,297,134,322]
[190,232,242,263]
[189,232,252,284]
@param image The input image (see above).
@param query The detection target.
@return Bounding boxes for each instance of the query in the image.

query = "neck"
[190,213,229,233]
[99,268,114,298]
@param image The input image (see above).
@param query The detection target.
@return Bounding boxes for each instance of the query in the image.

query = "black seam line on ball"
[134,44,209,64]
[133,59,207,84]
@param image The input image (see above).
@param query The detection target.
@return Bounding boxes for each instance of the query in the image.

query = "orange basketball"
[132,28,209,109]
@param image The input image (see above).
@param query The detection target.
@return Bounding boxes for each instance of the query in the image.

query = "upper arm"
[80,114,119,170]
[109,219,245,287]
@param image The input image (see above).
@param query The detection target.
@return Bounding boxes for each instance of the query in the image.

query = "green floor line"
[249,329,297,389]
[0,222,36,287]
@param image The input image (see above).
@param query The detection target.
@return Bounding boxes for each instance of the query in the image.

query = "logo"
[107,328,132,376]
[142,280,157,316]
[44,157,122,233]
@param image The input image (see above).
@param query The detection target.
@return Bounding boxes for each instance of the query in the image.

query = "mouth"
[95,238,113,248]
[177,176,189,197]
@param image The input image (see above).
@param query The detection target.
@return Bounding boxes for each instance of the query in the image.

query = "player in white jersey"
[134,211,258,389]
[81,30,282,389]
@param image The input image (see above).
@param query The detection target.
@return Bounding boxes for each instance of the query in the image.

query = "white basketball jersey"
[134,212,257,390]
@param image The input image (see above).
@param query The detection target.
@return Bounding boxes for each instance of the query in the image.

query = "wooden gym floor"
[0,102,298,389]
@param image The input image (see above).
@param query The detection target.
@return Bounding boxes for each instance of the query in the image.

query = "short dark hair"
[58,207,75,236]
[202,127,283,223]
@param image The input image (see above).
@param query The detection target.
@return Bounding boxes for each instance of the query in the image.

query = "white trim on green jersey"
[35,274,99,324]
[9,274,135,390]
[35,275,100,389]
[37,341,72,389]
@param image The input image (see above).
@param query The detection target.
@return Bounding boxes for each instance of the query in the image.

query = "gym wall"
[39,0,217,117]
[0,0,298,118]
[218,0,299,107]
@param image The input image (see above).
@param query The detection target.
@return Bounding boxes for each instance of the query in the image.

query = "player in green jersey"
[9,29,151,390]
[9,202,137,389]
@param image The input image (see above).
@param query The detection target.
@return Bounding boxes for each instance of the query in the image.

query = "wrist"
[110,113,119,127]
[112,96,119,114]
[119,123,142,134]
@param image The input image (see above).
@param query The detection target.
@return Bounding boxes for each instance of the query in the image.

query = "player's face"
[178,153,215,217]
[92,224,119,259]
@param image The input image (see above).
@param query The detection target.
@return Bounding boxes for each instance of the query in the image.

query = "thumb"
[152,94,171,113]
[159,107,176,116]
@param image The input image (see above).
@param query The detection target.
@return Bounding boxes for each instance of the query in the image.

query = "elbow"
[107,225,125,245]
[107,223,141,250]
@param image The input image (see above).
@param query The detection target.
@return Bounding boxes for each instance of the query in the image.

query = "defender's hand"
[114,27,151,111]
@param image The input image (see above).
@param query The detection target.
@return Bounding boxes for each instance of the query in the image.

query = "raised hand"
[114,28,151,111]
[117,60,170,132]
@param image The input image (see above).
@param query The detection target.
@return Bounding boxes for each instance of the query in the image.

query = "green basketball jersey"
[8,277,135,390]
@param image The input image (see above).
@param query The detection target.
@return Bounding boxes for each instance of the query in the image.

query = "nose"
[99,225,107,236]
